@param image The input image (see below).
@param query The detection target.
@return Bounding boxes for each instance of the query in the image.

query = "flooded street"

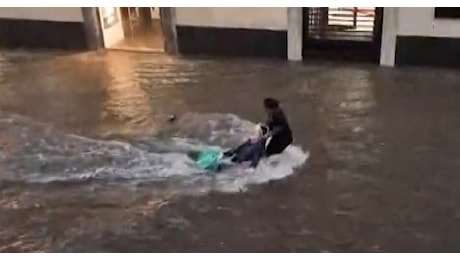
[1,50,460,252]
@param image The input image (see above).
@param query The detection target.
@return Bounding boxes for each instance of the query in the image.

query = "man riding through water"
[192,97,293,171]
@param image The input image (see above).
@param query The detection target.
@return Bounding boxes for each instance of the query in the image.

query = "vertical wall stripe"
[81,7,103,50]
[287,7,303,61]
[380,7,398,66]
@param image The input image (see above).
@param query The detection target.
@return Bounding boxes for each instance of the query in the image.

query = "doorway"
[302,7,383,62]
[98,7,165,52]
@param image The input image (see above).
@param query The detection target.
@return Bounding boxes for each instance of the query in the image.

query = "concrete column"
[160,7,178,55]
[380,7,399,67]
[287,7,303,61]
[81,7,104,50]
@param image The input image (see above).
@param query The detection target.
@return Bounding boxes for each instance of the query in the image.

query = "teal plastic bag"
[195,150,223,171]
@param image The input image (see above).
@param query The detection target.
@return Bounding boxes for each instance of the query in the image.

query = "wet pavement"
[1,50,460,252]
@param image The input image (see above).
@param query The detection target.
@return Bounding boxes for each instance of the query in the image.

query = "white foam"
[1,112,309,194]
[193,145,309,193]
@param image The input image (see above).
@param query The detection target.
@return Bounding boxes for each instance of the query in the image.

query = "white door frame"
[81,7,178,55]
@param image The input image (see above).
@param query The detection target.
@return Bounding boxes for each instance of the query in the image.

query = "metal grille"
[307,7,376,42]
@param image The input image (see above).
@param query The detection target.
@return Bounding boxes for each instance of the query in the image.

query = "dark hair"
[260,124,269,136]
[263,98,279,109]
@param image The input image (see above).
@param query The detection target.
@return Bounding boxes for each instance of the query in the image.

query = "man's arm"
[269,126,283,136]
[266,111,287,137]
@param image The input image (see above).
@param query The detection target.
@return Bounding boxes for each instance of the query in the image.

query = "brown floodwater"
[1,50,460,252]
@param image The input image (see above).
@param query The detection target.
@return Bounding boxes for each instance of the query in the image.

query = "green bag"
[195,150,223,171]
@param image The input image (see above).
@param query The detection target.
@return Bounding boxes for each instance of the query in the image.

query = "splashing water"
[0,111,309,194]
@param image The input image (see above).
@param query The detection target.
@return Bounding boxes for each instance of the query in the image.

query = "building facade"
[0,7,459,67]
[0,8,87,49]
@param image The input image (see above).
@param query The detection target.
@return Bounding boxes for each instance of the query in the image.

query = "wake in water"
[0,111,309,193]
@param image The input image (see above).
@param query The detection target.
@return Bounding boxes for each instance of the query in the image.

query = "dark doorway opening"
[302,7,383,63]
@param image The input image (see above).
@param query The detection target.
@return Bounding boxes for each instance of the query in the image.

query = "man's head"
[263,97,279,112]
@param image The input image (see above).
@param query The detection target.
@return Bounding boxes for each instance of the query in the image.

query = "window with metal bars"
[306,7,376,42]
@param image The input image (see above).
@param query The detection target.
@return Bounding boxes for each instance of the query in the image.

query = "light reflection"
[100,54,188,136]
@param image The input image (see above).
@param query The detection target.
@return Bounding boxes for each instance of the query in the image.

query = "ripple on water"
[0,111,309,194]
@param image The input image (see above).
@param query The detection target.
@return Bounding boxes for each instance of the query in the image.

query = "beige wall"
[176,7,287,31]
[0,7,83,22]
[398,7,460,38]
